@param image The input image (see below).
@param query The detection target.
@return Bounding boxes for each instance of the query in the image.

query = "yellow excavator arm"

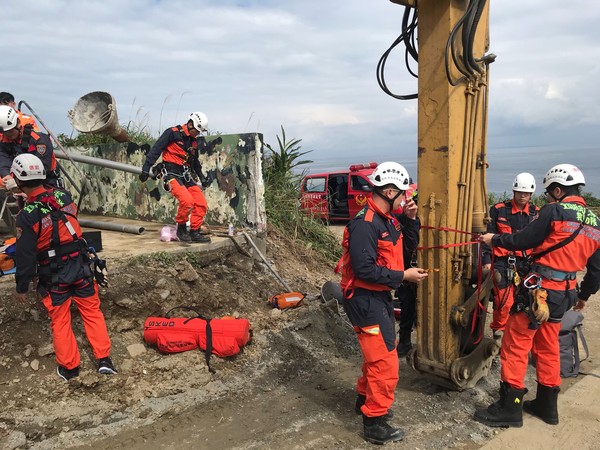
[385,0,497,389]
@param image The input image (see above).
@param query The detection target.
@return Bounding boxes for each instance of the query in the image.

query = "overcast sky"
[5,1,600,193]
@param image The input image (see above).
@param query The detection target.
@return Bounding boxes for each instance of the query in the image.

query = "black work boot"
[363,415,404,445]
[189,229,211,243]
[523,382,560,425]
[354,394,394,419]
[396,328,413,357]
[176,224,191,242]
[474,381,527,427]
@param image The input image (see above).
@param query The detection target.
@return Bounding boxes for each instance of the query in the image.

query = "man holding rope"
[476,164,600,428]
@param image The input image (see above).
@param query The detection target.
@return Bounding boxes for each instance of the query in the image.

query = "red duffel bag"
[144,306,251,372]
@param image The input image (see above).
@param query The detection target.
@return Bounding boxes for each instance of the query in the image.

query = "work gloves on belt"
[532,288,549,323]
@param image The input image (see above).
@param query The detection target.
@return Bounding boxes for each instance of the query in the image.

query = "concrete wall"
[60,133,266,230]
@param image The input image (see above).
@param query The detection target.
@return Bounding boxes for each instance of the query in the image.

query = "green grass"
[57,121,155,147]
[263,127,341,264]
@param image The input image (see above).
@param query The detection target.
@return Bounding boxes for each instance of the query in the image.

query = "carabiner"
[523,273,541,289]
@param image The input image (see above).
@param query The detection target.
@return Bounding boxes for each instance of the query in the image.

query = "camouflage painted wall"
[60,133,266,229]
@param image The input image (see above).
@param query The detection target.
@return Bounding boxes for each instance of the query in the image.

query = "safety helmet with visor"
[542,164,585,189]
[0,105,18,132]
[512,172,536,193]
[188,111,208,132]
[10,153,46,181]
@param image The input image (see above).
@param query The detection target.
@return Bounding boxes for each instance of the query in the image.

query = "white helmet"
[368,162,410,191]
[512,172,536,193]
[10,153,46,181]
[0,105,18,132]
[188,111,208,132]
[542,163,585,189]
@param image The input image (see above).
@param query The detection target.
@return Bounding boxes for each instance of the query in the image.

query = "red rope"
[419,224,487,344]
[418,225,480,251]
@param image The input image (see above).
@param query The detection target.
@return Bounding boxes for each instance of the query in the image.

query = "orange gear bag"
[143,306,252,373]
[268,292,305,310]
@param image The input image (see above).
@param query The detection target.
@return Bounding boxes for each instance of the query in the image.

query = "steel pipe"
[79,219,145,235]
[55,150,145,175]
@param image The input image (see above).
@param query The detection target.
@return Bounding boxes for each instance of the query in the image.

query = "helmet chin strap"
[547,189,564,202]
[376,187,403,209]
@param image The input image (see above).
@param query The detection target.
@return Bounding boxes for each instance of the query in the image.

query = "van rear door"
[300,175,328,219]
[328,174,350,219]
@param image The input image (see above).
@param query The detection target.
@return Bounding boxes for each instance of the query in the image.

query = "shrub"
[263,127,341,263]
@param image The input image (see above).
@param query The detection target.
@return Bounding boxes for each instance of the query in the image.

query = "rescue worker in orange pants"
[482,173,539,339]
[139,112,210,243]
[0,105,61,188]
[338,162,428,444]
[476,164,600,427]
[12,154,116,381]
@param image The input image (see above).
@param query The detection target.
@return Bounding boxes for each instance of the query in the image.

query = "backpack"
[559,310,589,378]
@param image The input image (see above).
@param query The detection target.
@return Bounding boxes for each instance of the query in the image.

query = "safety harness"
[34,195,89,286]
[151,126,201,191]
[512,209,587,329]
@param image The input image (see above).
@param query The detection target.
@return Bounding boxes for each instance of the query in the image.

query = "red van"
[300,162,377,221]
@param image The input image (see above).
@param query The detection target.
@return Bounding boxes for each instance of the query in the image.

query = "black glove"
[139,171,149,182]
[210,136,223,146]
[94,258,109,288]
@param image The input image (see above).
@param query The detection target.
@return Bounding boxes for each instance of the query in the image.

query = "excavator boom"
[386,0,497,389]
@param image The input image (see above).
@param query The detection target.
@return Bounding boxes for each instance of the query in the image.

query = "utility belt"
[37,239,88,266]
[153,162,193,185]
[494,254,527,286]
[530,264,577,282]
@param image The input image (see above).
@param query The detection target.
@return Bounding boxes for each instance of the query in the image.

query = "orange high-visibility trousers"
[500,312,561,389]
[490,284,515,332]
[42,282,111,370]
[344,290,399,417]
[355,331,399,417]
[168,178,208,230]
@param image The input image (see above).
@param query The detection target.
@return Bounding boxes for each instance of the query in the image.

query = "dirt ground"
[1,226,599,450]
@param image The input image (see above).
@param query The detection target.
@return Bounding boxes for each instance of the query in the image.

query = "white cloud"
[3,0,599,192]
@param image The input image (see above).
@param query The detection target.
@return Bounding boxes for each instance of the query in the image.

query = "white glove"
[5,177,17,191]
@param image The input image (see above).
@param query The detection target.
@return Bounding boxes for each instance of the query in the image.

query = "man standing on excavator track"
[482,173,539,339]
[139,112,210,244]
[337,161,428,445]
[476,163,600,428]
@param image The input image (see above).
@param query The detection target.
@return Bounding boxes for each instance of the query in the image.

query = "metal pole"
[54,150,144,175]
[242,231,292,292]
[79,219,145,235]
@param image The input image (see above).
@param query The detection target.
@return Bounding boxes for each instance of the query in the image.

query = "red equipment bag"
[144,306,252,373]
